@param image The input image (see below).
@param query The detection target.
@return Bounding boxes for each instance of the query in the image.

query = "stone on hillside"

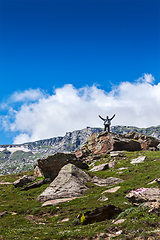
[86,132,141,156]
[126,187,160,216]
[102,186,121,193]
[156,178,160,185]
[126,188,160,204]
[34,165,43,177]
[144,201,160,216]
[37,163,91,203]
[90,163,109,172]
[20,178,51,191]
[13,175,35,187]
[37,152,88,180]
[124,131,159,150]
[108,161,116,168]
[78,204,122,224]
[110,151,124,157]
[130,156,146,164]
[41,197,77,207]
[74,145,91,159]
[91,176,124,187]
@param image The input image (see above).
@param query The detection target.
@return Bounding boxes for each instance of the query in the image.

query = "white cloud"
[1,74,160,144]
[9,88,46,103]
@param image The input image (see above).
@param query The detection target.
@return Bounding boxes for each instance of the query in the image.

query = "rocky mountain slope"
[0,125,160,175]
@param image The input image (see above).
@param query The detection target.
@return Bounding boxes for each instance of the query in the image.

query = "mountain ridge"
[0,125,160,175]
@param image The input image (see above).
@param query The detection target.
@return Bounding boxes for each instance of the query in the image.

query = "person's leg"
[104,125,106,131]
[108,125,110,132]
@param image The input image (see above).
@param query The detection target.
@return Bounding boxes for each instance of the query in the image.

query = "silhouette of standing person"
[98,114,115,132]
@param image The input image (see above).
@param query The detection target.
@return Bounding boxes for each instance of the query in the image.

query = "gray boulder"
[13,175,35,187]
[126,188,160,203]
[38,152,88,180]
[91,176,124,187]
[37,163,91,203]
[90,163,109,172]
[126,187,160,216]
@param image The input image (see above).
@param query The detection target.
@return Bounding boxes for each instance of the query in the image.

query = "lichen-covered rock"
[37,152,88,180]
[37,163,91,203]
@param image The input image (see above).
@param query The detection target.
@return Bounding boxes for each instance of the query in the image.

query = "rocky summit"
[75,131,160,159]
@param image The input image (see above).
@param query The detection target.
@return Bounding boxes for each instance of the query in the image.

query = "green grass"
[0,151,160,239]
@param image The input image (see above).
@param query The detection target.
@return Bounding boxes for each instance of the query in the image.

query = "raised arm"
[110,114,116,120]
[98,115,105,121]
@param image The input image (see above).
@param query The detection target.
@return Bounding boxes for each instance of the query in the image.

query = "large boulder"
[37,163,91,203]
[37,152,88,180]
[86,132,141,156]
[76,131,159,157]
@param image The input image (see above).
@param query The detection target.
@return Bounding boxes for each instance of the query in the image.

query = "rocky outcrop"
[124,131,159,150]
[37,152,88,180]
[13,175,35,187]
[75,131,159,157]
[37,163,91,203]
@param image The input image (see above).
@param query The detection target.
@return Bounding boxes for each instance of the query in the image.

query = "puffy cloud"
[1,74,160,144]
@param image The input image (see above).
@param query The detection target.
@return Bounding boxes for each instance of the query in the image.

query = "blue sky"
[0,0,160,145]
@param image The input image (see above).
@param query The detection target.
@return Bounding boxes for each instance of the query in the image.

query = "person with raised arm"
[98,114,116,132]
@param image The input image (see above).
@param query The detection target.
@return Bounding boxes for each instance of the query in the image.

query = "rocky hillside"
[0,125,160,175]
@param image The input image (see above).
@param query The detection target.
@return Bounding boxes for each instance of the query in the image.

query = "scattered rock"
[98,195,108,201]
[13,175,35,187]
[34,165,43,177]
[20,178,51,191]
[37,163,91,203]
[92,176,124,187]
[126,187,160,215]
[90,163,109,172]
[112,219,126,224]
[108,161,116,168]
[78,204,122,224]
[0,181,12,185]
[0,211,8,218]
[102,186,121,193]
[144,201,160,216]
[130,156,146,164]
[38,152,88,180]
[148,179,157,185]
[156,178,160,185]
[41,197,77,207]
[24,215,44,224]
[110,151,124,157]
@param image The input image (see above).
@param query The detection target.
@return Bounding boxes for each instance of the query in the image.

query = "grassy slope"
[0,151,160,239]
